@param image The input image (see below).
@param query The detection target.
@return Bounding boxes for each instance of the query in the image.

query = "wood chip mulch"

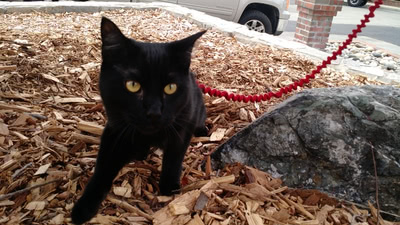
[1,9,398,225]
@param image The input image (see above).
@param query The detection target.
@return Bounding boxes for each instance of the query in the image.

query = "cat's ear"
[169,30,206,55]
[101,17,131,61]
[168,31,206,70]
[101,17,127,48]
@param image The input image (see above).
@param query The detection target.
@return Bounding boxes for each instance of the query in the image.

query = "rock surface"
[212,85,400,214]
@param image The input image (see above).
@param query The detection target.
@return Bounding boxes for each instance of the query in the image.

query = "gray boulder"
[212,85,400,215]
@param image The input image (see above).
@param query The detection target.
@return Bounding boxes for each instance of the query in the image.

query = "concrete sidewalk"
[0,1,399,84]
[283,2,400,57]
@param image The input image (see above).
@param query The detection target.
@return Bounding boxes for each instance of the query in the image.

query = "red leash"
[197,0,384,103]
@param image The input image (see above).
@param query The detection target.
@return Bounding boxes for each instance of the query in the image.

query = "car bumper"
[274,11,290,35]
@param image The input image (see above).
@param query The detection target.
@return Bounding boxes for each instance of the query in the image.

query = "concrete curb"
[1,1,398,84]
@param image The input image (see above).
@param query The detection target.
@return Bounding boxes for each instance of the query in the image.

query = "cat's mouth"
[139,125,162,135]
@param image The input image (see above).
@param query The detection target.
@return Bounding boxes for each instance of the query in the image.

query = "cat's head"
[99,17,205,134]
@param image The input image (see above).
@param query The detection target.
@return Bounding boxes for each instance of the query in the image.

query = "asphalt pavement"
[281,1,400,56]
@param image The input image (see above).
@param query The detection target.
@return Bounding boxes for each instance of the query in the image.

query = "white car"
[137,0,290,35]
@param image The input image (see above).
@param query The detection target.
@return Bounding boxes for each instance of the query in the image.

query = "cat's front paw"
[159,181,181,196]
[194,126,208,137]
[71,197,100,225]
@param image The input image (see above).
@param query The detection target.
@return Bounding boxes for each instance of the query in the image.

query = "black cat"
[71,17,207,224]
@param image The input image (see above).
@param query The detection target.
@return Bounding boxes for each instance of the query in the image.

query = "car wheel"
[347,0,367,7]
[239,10,273,34]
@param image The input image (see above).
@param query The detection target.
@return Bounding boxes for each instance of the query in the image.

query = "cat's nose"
[146,107,162,122]
[145,101,162,122]
[147,112,161,122]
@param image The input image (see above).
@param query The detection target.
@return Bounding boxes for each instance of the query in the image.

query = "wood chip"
[11,113,36,126]
[169,203,190,216]
[0,122,9,135]
[0,102,31,112]
[56,97,87,104]
[77,121,104,136]
[0,200,15,207]
[0,159,17,172]
[34,163,51,176]
[71,132,101,144]
[11,131,29,141]
[283,196,315,220]
[292,219,320,225]
[249,110,257,122]
[0,9,392,225]
[239,108,248,121]
[0,65,17,71]
[41,73,62,83]
[209,128,226,142]
[191,136,210,143]
[245,212,264,225]
[49,214,64,225]
[113,186,132,198]
[153,190,200,225]
[25,201,46,211]
[187,214,205,225]
[157,196,173,203]
[107,196,153,221]
[182,175,235,192]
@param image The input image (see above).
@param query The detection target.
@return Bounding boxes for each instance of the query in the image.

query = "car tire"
[239,10,273,34]
[347,0,368,7]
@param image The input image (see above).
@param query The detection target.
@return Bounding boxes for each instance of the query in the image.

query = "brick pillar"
[295,0,343,49]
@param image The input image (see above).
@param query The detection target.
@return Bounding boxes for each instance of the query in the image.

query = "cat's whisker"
[177,111,198,118]
[171,121,189,133]
[173,119,197,131]
[167,124,184,144]
[164,127,173,144]
[129,125,137,142]
[111,123,135,152]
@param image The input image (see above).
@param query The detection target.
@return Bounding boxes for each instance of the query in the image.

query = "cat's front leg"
[159,130,192,195]
[71,125,137,224]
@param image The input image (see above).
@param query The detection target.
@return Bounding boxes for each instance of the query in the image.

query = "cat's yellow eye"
[164,83,177,95]
[126,81,141,93]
